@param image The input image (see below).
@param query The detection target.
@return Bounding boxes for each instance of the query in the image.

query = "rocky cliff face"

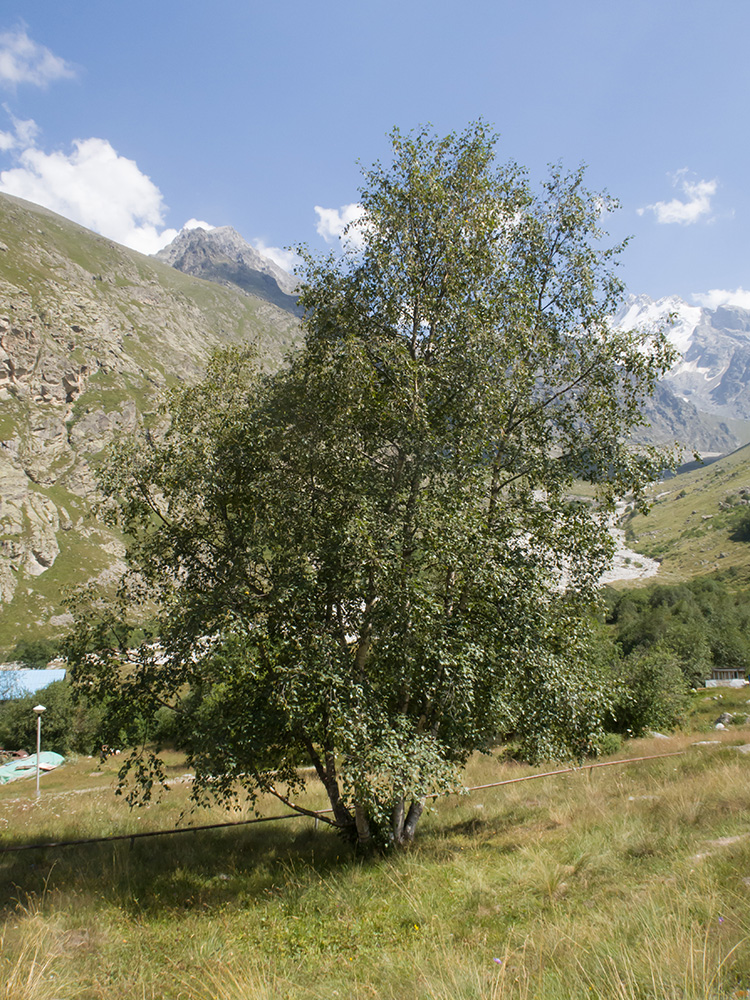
[678,306,750,419]
[0,194,300,652]
[633,381,743,455]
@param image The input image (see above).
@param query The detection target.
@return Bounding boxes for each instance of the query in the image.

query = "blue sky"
[0,1,747,306]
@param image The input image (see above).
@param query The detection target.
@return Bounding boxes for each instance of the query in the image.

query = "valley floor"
[600,516,661,585]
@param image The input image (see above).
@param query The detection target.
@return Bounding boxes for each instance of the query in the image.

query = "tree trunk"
[354,803,371,845]
[401,798,424,843]
[392,795,405,843]
[302,737,353,831]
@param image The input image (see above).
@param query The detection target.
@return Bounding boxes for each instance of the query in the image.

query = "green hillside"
[3,721,750,998]
[623,444,750,584]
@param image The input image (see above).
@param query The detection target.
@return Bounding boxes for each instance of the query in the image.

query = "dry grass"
[3,714,750,998]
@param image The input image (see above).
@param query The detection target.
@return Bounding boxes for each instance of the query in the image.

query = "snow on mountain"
[617,294,750,425]
[616,294,702,355]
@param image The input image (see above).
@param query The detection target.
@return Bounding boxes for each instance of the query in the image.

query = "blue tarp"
[0,752,65,784]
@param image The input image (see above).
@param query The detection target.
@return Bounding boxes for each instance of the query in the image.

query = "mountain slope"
[618,295,750,431]
[635,381,746,454]
[621,443,750,584]
[0,194,300,653]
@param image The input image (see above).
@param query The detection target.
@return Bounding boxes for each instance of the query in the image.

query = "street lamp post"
[33,704,46,798]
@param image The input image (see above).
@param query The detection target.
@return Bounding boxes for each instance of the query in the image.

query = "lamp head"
[33,704,46,715]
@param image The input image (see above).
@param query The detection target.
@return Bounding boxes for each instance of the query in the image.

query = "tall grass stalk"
[0,898,82,1000]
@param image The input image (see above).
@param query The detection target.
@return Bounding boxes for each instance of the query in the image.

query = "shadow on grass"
[0,817,360,917]
[1,796,539,917]
[434,797,545,840]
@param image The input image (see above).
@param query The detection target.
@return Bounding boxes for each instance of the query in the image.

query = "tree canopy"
[66,123,675,847]
[606,575,750,688]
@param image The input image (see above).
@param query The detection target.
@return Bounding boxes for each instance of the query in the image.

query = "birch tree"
[67,123,674,847]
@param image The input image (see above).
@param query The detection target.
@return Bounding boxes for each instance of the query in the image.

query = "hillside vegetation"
[623,444,750,584]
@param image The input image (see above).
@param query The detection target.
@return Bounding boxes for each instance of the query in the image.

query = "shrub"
[607,576,750,686]
[608,648,690,737]
[596,731,623,756]
[10,638,61,668]
[730,507,750,541]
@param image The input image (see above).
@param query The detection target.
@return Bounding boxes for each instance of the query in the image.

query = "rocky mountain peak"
[155,225,299,311]
[712,305,750,334]
[616,293,750,428]
[615,293,702,355]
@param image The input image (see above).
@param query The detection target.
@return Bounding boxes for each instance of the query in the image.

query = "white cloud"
[314,202,367,248]
[0,28,75,88]
[151,227,179,250]
[692,288,750,310]
[0,121,296,262]
[0,99,290,263]
[0,107,39,152]
[0,136,178,254]
[182,218,215,232]
[0,131,14,152]
[638,169,717,225]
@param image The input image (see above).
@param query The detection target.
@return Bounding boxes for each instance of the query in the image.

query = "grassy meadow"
[2,690,750,998]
